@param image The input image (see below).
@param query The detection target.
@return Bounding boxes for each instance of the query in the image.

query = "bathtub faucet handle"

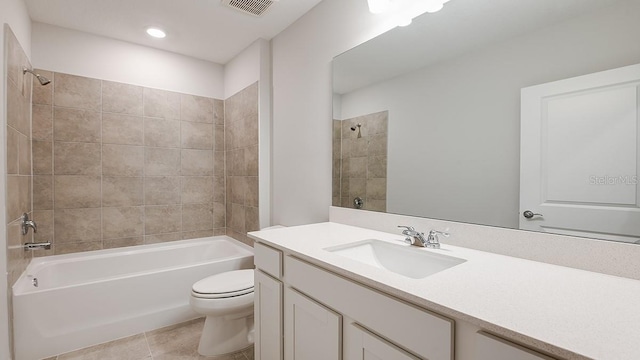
[21,213,37,235]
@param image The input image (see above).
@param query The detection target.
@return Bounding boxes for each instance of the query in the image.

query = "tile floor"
[44,318,254,360]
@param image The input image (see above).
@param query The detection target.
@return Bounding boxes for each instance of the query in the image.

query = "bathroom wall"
[333,111,388,212]
[225,83,260,245]
[271,0,397,226]
[3,26,33,359]
[31,70,225,255]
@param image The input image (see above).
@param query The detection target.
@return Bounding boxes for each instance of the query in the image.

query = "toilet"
[190,269,255,357]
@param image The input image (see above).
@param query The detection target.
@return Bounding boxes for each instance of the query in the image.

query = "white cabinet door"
[284,287,342,360]
[476,332,555,360]
[255,270,283,360]
[520,63,640,243]
[346,324,420,360]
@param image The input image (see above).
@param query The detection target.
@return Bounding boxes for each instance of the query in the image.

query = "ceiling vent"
[222,0,278,17]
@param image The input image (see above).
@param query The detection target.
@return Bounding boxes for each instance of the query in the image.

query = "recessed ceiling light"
[146,27,166,39]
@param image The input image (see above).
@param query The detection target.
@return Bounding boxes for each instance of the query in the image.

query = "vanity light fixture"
[146,27,166,39]
[368,0,451,27]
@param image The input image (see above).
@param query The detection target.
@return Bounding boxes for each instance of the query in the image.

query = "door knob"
[523,210,543,219]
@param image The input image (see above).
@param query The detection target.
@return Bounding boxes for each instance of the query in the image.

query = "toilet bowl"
[190,269,255,357]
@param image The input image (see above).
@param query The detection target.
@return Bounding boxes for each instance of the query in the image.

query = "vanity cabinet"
[475,332,555,360]
[254,243,284,360]
[347,324,420,360]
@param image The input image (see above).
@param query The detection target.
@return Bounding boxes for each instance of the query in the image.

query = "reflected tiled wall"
[5,25,33,357]
[225,83,259,246]
[334,111,388,212]
[32,70,226,255]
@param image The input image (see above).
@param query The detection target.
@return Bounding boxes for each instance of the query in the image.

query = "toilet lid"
[192,269,254,298]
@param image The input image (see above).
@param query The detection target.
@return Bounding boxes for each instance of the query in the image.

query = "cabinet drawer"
[285,256,453,360]
[254,242,283,279]
[476,332,556,360]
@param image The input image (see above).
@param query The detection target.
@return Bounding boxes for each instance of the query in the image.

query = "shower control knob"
[523,210,543,219]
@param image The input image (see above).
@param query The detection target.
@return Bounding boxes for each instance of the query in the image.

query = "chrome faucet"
[398,226,448,249]
[21,213,37,235]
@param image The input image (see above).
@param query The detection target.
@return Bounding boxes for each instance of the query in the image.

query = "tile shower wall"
[334,111,388,212]
[31,70,226,255]
[225,82,259,246]
[5,26,33,356]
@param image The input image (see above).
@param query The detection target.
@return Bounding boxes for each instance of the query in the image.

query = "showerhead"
[23,67,51,86]
[350,125,357,131]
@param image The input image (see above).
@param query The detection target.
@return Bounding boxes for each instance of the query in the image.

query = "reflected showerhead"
[23,67,51,86]
[350,123,362,138]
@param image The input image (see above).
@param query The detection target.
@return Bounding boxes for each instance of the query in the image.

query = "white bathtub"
[12,236,254,360]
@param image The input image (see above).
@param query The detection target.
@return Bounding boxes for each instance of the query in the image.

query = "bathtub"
[12,236,254,360]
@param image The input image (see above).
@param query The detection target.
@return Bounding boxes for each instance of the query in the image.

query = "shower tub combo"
[12,236,253,360]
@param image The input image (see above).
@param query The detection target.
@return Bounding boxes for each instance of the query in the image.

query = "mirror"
[332,0,640,244]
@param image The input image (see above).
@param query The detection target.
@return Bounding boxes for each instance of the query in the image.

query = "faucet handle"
[398,226,416,245]
[428,230,449,241]
[397,225,415,232]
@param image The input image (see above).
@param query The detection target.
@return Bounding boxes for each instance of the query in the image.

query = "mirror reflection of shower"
[23,67,51,86]
[350,123,362,138]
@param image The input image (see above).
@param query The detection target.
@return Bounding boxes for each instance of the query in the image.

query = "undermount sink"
[325,239,466,279]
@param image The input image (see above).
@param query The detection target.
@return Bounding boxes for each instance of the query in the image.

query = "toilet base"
[197,314,255,357]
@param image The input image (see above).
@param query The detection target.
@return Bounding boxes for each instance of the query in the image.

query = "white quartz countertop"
[249,222,640,360]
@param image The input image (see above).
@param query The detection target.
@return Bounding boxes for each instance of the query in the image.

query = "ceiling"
[24,0,323,64]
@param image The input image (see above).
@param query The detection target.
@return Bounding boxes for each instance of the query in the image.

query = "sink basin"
[325,239,466,279]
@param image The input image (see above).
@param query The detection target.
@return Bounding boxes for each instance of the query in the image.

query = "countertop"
[248,222,640,360]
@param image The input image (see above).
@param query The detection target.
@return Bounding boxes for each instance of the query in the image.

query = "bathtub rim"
[13,236,254,295]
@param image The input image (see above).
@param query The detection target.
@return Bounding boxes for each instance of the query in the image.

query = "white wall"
[338,0,640,229]
[31,22,224,99]
[271,0,399,226]
[224,39,273,228]
[1,1,32,357]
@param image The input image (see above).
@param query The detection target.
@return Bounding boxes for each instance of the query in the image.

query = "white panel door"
[255,270,283,360]
[520,63,640,242]
[346,323,420,360]
[284,287,341,360]
[475,332,555,360]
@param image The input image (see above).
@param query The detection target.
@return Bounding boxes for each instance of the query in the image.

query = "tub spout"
[24,242,51,251]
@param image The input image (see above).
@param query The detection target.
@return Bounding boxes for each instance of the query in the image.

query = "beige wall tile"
[245,145,258,176]
[144,232,182,244]
[102,113,144,145]
[54,208,102,242]
[102,144,144,176]
[32,140,52,175]
[7,80,30,136]
[213,99,224,126]
[226,148,243,176]
[32,69,53,105]
[55,241,102,255]
[6,175,30,222]
[242,114,259,148]
[144,117,180,148]
[181,149,213,176]
[33,175,53,210]
[32,104,53,140]
[183,204,213,231]
[214,228,226,236]
[213,202,226,229]
[143,88,180,119]
[242,83,259,118]
[368,134,387,156]
[7,127,19,174]
[103,207,144,239]
[225,122,238,150]
[245,206,259,233]
[53,107,101,142]
[349,157,366,178]
[102,177,144,207]
[54,175,101,209]
[229,176,246,204]
[145,205,182,235]
[214,125,224,151]
[349,178,365,197]
[366,178,387,200]
[54,142,101,175]
[213,176,225,203]
[230,203,245,233]
[364,199,386,212]
[245,176,258,207]
[367,156,387,179]
[54,73,101,111]
[103,237,144,249]
[181,121,213,149]
[182,230,213,240]
[102,81,143,116]
[351,138,368,157]
[145,147,181,176]
[145,176,181,205]
[33,210,54,244]
[181,94,213,123]
[182,176,213,204]
[214,151,225,176]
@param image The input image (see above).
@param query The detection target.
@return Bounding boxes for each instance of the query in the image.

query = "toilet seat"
[191,269,254,299]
